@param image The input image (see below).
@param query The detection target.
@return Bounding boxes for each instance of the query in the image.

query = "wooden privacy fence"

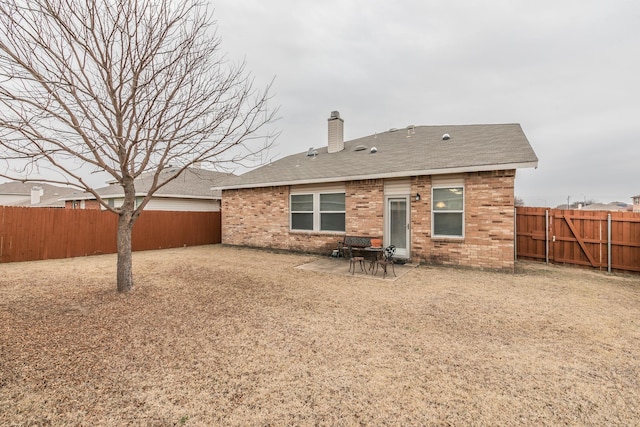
[516,207,640,274]
[0,206,221,263]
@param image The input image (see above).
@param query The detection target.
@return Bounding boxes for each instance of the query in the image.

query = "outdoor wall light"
[415,193,421,202]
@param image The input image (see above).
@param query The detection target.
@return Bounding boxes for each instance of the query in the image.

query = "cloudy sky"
[212,0,639,207]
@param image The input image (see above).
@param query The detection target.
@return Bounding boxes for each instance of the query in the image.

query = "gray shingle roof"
[62,167,236,200]
[580,202,629,211]
[219,123,538,189]
[0,182,77,207]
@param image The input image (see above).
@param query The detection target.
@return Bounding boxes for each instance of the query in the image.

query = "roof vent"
[442,133,450,141]
[406,125,415,138]
[370,147,378,153]
[306,147,317,157]
[354,145,367,151]
[389,128,398,132]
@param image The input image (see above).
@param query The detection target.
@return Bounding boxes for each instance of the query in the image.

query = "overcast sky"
[212,0,640,207]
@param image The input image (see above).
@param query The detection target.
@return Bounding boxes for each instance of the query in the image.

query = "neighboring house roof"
[218,123,538,190]
[580,202,629,212]
[0,182,77,207]
[62,167,236,201]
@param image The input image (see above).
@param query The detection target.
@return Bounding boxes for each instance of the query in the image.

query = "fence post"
[514,208,517,261]
[607,213,612,273]
[545,209,549,264]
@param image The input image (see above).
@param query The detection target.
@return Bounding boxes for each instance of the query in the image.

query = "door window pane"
[390,199,407,248]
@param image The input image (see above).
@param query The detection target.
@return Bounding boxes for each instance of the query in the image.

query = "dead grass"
[1,245,639,426]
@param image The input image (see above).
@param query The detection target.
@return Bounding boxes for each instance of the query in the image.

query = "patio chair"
[374,245,396,278]
[349,255,366,274]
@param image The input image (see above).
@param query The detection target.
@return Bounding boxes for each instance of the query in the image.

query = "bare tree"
[0,0,277,292]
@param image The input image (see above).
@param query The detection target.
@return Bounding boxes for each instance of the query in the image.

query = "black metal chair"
[335,240,347,258]
[375,245,396,278]
[349,255,366,274]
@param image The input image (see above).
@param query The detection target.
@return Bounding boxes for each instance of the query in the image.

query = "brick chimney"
[327,111,344,153]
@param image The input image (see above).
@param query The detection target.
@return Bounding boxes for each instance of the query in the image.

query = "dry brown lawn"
[1,245,639,426]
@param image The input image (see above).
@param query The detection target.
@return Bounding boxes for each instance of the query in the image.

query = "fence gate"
[550,210,609,269]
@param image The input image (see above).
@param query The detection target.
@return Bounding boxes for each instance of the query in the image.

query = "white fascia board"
[59,192,139,201]
[60,192,217,201]
[58,195,95,201]
[0,192,29,196]
[215,161,538,191]
[60,194,121,201]
[152,194,218,200]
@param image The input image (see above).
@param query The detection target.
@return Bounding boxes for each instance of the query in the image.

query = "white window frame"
[432,185,465,238]
[108,197,144,209]
[290,193,314,231]
[290,191,345,233]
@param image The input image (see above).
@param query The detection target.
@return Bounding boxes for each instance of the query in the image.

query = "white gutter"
[60,193,218,201]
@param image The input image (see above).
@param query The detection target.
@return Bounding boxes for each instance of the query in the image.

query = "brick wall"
[222,170,516,271]
[410,175,433,262]
[84,200,101,210]
[462,170,516,271]
[222,186,344,255]
[415,170,516,271]
[345,179,384,237]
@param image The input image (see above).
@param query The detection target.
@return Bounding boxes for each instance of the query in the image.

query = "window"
[291,192,345,232]
[291,194,314,230]
[320,193,346,231]
[432,186,464,237]
[107,197,144,209]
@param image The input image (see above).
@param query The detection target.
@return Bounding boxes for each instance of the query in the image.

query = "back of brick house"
[220,112,537,272]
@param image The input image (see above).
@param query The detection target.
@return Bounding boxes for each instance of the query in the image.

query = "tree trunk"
[116,212,134,292]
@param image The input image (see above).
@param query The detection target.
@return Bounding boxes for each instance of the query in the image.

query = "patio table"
[353,246,383,274]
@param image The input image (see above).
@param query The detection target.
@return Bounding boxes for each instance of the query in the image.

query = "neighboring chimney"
[31,186,43,205]
[327,111,344,153]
